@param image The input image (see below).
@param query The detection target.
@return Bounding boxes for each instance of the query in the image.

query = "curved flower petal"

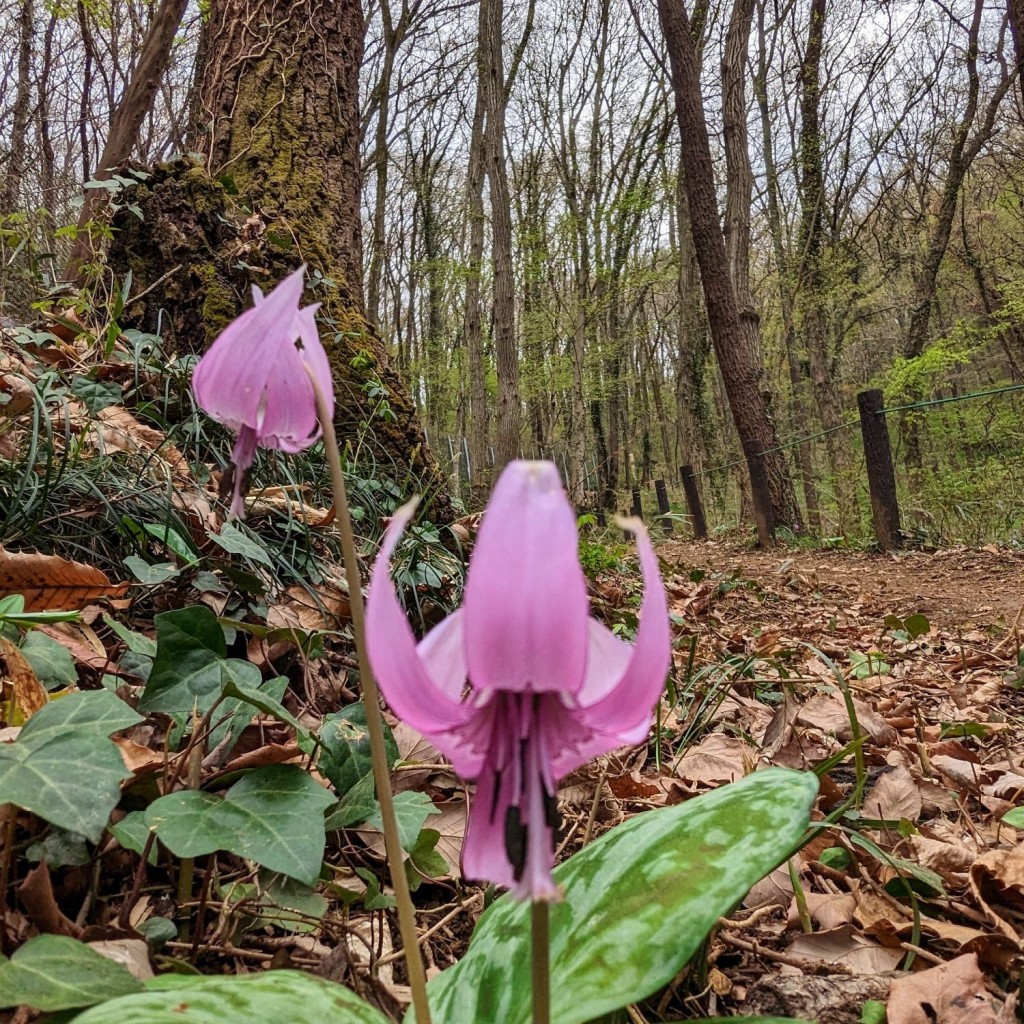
[574,520,671,741]
[365,502,475,736]
[417,610,467,702]
[193,266,328,453]
[462,461,590,695]
[295,303,334,422]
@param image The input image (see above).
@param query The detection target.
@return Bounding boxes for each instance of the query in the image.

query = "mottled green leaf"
[0,935,143,1011]
[68,970,389,1023]
[412,769,817,1024]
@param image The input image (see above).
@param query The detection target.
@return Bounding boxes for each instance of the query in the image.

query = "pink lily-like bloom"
[366,461,671,899]
[192,266,335,518]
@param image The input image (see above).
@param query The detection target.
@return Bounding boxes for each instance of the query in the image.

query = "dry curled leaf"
[0,636,47,723]
[0,547,129,610]
[887,953,999,1024]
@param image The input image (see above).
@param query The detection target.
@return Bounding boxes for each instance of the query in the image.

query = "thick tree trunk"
[753,1,819,532]
[464,93,490,506]
[109,0,451,519]
[658,0,799,530]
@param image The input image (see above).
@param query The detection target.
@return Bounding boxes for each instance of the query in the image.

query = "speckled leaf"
[68,970,389,1023]
[412,768,817,1024]
[0,935,143,1011]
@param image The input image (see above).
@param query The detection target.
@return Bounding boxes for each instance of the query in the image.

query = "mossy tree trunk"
[110,0,451,518]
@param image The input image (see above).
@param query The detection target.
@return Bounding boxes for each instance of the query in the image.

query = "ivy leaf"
[0,692,141,841]
[365,791,439,853]
[140,606,226,714]
[208,522,274,567]
[19,631,78,689]
[145,765,334,885]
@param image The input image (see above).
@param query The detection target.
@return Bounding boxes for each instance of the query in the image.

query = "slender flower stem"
[306,367,433,1024]
[531,900,551,1024]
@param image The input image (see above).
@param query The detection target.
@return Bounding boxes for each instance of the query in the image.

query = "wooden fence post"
[679,465,708,540]
[654,478,674,534]
[594,509,607,528]
[857,388,901,550]
[742,440,775,547]
[630,488,643,520]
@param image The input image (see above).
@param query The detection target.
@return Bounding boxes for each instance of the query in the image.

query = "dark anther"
[543,784,560,832]
[504,804,528,882]
[488,770,503,823]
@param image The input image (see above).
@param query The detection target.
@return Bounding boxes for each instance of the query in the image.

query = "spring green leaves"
[411,768,818,1024]
[0,690,141,840]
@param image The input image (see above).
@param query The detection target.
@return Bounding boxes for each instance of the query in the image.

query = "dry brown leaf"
[863,765,923,822]
[802,890,857,930]
[89,939,154,982]
[675,732,755,786]
[94,406,191,479]
[0,547,129,610]
[267,583,350,633]
[18,861,82,937]
[744,862,793,910]
[970,843,1024,941]
[113,735,164,777]
[0,636,47,722]
[909,835,976,880]
[798,693,897,744]
[786,926,903,973]
[887,953,999,1024]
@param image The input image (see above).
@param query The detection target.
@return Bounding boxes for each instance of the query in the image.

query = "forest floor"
[587,535,1024,1022]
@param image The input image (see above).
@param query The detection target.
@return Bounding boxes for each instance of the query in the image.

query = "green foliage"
[145,765,334,886]
[69,971,390,1024]
[412,769,817,1024]
[0,935,144,1012]
[0,690,141,840]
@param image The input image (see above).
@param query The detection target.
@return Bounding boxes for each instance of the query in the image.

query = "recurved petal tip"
[366,501,472,736]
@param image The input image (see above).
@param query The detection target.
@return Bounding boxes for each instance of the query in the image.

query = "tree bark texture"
[658,0,799,529]
[108,0,451,519]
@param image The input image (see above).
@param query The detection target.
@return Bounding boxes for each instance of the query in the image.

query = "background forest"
[1,0,1024,545]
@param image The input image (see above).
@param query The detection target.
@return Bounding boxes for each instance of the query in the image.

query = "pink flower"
[191,266,335,518]
[366,461,671,899]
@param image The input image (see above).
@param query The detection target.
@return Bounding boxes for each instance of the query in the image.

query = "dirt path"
[658,538,1024,632]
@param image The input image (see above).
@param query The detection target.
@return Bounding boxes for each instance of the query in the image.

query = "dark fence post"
[857,388,901,550]
[594,509,607,528]
[630,488,643,520]
[679,465,708,540]
[654,478,673,534]
[742,440,775,547]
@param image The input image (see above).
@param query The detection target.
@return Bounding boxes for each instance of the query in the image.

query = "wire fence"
[426,379,1024,545]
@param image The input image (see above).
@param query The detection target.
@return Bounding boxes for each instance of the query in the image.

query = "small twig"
[582,768,609,847]
[718,932,853,974]
[377,894,482,966]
